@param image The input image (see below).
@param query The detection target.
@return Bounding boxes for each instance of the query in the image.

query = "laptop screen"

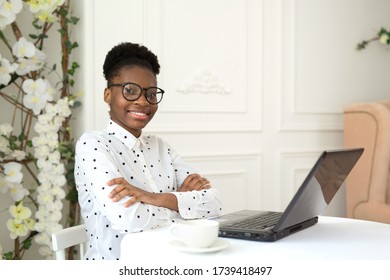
[274,148,364,231]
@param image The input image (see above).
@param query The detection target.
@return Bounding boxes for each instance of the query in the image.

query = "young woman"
[74,42,222,260]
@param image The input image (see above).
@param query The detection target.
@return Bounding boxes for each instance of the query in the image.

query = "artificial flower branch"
[0,0,81,260]
[357,27,390,50]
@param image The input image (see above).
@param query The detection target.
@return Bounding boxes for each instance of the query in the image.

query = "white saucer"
[169,238,230,253]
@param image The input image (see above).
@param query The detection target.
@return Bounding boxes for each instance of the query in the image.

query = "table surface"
[120,216,390,261]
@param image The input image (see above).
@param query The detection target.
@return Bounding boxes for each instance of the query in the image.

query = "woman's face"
[104,66,158,137]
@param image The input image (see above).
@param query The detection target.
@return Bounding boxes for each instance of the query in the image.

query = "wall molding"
[183,152,263,212]
[280,0,343,132]
[279,150,322,208]
[142,0,263,132]
[176,69,232,96]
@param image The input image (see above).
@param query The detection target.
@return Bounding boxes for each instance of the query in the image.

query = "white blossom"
[7,218,29,239]
[37,158,54,172]
[0,57,17,85]
[33,121,48,134]
[34,144,50,159]
[34,229,50,244]
[46,131,59,148]
[15,59,34,75]
[13,38,47,75]
[0,175,11,193]
[37,172,51,184]
[55,97,72,117]
[53,163,65,175]
[3,162,23,183]
[12,37,36,59]
[11,150,26,161]
[52,199,63,211]
[32,135,48,147]
[48,150,61,163]
[37,191,54,205]
[34,221,46,233]
[37,181,51,192]
[22,78,55,115]
[379,33,390,45]
[34,207,49,221]
[26,0,65,23]
[9,202,32,221]
[0,136,11,155]
[26,48,47,72]
[0,0,23,30]
[0,122,13,135]
[52,174,66,187]
[23,93,48,115]
[8,182,29,201]
[51,185,65,199]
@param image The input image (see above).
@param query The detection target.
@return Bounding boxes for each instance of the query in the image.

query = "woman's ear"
[104,88,111,104]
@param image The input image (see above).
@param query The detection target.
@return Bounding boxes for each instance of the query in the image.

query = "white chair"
[51,224,88,260]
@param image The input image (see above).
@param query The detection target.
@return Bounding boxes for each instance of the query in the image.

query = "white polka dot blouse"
[74,120,222,260]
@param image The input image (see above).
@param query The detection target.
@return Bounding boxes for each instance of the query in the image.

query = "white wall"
[79,0,390,216]
[2,0,390,259]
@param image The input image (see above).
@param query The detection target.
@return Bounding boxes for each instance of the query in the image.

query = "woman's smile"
[127,109,150,121]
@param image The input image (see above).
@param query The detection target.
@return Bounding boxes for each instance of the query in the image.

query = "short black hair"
[103,42,160,84]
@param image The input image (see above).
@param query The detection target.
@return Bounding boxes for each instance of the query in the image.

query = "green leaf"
[70,16,80,25]
[378,27,387,36]
[72,62,80,69]
[71,101,82,108]
[32,19,42,29]
[66,188,78,203]
[37,33,48,40]
[26,140,33,148]
[18,132,25,141]
[356,41,368,50]
[3,251,14,260]
[22,238,33,250]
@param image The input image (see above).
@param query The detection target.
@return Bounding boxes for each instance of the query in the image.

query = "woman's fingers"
[109,186,127,201]
[107,177,131,201]
[123,196,137,208]
[107,177,125,186]
[179,174,212,191]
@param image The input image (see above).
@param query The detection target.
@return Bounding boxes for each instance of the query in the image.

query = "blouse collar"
[106,120,147,149]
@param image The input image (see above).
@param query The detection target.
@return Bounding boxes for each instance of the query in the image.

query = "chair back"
[344,100,390,223]
[51,224,88,260]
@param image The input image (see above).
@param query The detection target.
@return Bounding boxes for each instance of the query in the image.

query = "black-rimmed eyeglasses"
[108,82,164,104]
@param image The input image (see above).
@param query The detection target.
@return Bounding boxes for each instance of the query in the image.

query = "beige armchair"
[343,100,390,224]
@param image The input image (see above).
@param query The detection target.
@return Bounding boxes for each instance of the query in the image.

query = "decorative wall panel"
[144,0,263,132]
[280,0,390,131]
[279,151,320,208]
[184,153,262,214]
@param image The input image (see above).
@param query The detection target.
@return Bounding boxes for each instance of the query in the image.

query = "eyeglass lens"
[123,83,163,104]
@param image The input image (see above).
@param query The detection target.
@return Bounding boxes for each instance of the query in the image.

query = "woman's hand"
[178,173,211,192]
[107,177,150,208]
[107,177,179,210]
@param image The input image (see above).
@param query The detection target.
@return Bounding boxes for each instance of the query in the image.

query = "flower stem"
[11,22,23,41]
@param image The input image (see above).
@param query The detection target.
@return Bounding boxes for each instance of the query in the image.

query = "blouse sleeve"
[75,134,178,234]
[168,143,223,219]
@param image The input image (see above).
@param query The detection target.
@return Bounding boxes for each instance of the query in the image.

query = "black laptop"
[216,148,364,242]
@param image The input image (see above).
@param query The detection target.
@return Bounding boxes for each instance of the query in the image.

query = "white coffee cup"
[170,219,219,248]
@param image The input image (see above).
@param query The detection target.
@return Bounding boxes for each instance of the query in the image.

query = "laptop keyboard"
[226,212,282,230]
